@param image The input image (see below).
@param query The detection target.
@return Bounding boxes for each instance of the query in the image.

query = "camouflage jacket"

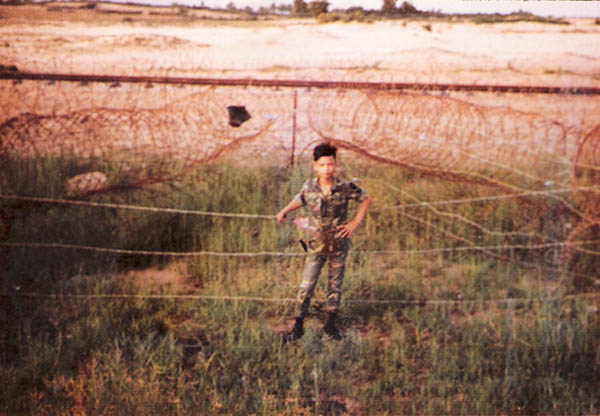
[293,177,368,254]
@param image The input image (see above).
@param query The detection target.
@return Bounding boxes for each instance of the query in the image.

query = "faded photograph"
[1,0,599,414]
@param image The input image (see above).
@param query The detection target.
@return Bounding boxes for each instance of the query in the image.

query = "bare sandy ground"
[1,4,599,86]
[2,4,599,129]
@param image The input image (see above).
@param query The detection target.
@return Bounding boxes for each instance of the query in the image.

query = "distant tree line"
[218,0,422,17]
[292,0,421,17]
[0,0,420,17]
[1,0,575,25]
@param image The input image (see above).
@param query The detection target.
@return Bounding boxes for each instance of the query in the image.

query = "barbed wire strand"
[2,185,598,219]
[397,189,600,259]
[2,239,599,257]
[401,190,545,240]
[0,242,302,257]
[0,194,275,219]
[375,186,599,211]
[2,290,599,307]
[393,211,600,285]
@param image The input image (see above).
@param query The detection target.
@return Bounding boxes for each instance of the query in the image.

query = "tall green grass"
[1,154,599,414]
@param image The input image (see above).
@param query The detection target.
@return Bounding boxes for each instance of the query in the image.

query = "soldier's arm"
[336,195,372,238]
[276,199,303,224]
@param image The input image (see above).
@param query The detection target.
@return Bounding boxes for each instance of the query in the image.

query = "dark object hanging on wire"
[227,105,251,127]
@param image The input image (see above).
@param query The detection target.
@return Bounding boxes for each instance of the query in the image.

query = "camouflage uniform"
[292,177,368,318]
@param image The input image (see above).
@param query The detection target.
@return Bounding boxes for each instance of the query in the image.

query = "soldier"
[276,143,371,341]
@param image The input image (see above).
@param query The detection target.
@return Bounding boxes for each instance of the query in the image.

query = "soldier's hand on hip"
[336,222,357,238]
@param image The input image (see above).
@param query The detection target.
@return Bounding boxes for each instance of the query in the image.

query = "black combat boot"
[323,312,342,341]
[283,317,304,344]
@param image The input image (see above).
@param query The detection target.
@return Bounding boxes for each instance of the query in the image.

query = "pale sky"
[134,0,600,18]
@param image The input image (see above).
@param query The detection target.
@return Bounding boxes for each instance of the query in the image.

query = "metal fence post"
[291,89,297,167]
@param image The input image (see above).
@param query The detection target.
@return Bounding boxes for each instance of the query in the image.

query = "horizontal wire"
[0,241,303,257]
[2,239,599,256]
[374,185,600,211]
[2,292,295,303]
[2,290,599,306]
[0,194,275,219]
[2,184,598,219]
[361,240,600,255]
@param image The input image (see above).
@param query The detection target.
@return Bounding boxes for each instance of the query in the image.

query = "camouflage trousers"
[295,249,349,319]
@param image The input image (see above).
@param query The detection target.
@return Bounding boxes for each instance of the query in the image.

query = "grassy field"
[1,154,599,415]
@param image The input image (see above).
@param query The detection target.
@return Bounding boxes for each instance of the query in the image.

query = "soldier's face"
[313,156,337,181]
